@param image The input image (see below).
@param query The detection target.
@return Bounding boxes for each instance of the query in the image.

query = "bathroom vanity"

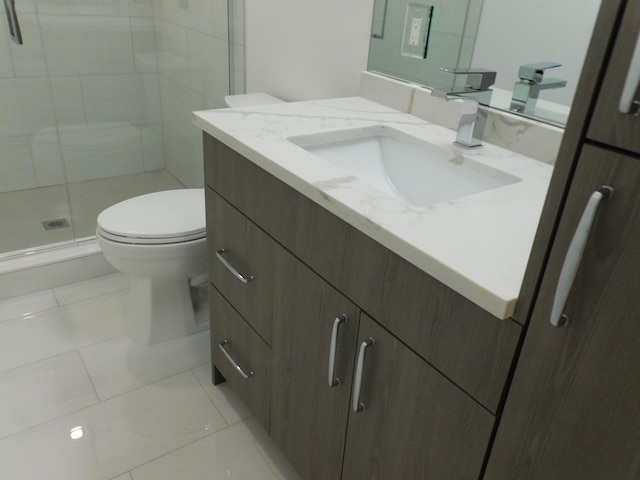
[196,96,552,479]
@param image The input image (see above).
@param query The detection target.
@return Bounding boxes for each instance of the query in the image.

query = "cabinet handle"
[550,186,613,327]
[219,340,254,379]
[352,337,375,412]
[216,249,254,283]
[328,314,348,387]
[619,32,640,115]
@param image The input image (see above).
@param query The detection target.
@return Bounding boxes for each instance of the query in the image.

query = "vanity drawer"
[206,187,292,346]
[210,285,271,431]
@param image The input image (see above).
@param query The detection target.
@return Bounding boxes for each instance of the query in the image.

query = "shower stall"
[0,0,235,259]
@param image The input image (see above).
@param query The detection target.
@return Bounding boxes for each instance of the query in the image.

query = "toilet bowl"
[96,189,208,344]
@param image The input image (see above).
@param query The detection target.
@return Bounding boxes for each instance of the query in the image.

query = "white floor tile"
[131,417,301,480]
[0,351,98,439]
[0,289,58,323]
[193,363,252,425]
[0,292,127,373]
[80,330,211,401]
[53,273,129,306]
[0,372,228,480]
[111,474,133,480]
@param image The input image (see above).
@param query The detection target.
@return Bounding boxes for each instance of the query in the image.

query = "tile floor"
[0,273,301,480]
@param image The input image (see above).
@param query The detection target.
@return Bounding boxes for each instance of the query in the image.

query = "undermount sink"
[289,126,521,207]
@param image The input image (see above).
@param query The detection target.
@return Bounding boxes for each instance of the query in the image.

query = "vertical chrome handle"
[550,186,613,327]
[620,32,640,115]
[219,340,254,379]
[352,337,375,412]
[3,0,23,45]
[328,314,348,387]
[216,249,254,283]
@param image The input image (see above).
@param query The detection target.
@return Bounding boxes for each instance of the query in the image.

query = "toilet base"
[127,277,209,344]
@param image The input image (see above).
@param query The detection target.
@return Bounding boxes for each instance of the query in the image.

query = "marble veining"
[193,97,553,319]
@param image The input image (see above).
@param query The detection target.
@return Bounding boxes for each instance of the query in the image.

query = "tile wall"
[0,0,231,194]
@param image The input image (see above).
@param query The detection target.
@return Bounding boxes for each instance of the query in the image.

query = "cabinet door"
[343,314,494,480]
[270,258,360,480]
[588,0,640,154]
[485,146,640,479]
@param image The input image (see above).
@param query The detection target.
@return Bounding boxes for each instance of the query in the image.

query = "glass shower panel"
[0,0,231,258]
[0,2,74,256]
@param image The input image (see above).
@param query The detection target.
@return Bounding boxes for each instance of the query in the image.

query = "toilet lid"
[97,189,206,245]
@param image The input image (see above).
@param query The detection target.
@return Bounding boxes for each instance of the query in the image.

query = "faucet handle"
[518,62,562,83]
[440,67,496,91]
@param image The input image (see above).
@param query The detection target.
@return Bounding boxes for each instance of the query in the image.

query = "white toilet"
[96,189,209,344]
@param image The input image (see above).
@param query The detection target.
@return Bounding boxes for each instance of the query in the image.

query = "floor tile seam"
[84,355,214,403]
[0,369,221,445]
[0,288,58,324]
[0,348,93,378]
[126,420,244,478]
[51,273,130,307]
[191,362,230,423]
[77,343,103,405]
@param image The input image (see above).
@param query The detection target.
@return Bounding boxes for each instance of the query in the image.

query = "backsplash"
[359,71,563,165]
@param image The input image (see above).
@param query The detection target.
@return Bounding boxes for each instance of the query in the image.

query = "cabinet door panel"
[343,314,494,480]
[210,285,271,431]
[588,0,640,154]
[270,258,360,480]
[485,146,640,479]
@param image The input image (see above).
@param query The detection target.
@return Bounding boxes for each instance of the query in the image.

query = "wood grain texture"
[513,0,626,326]
[269,254,360,480]
[205,134,521,413]
[209,285,272,431]
[588,0,640,155]
[343,314,494,480]
[485,146,640,479]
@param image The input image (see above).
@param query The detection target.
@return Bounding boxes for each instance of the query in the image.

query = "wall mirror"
[368,0,602,127]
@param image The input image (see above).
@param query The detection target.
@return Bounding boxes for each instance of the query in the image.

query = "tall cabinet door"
[484,145,640,479]
[588,0,640,154]
[270,257,360,480]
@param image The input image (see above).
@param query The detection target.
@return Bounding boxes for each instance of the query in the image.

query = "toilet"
[96,189,208,344]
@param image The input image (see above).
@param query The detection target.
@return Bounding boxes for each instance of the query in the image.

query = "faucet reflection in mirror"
[510,62,567,115]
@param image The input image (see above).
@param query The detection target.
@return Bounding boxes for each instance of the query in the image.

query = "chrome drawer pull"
[216,249,254,283]
[328,314,348,387]
[352,337,375,412]
[550,186,613,327]
[219,340,254,379]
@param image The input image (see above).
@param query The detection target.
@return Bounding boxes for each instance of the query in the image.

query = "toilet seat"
[97,189,205,245]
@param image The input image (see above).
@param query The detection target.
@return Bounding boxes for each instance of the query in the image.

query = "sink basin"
[289,126,521,207]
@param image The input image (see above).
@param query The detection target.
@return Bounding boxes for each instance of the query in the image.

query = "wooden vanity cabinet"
[204,132,521,479]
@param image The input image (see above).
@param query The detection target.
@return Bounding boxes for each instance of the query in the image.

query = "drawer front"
[210,285,271,431]
[206,188,292,346]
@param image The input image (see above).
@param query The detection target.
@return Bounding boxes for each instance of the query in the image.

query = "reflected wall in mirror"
[368,0,602,127]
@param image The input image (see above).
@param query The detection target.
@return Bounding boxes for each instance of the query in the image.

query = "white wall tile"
[9,14,46,77]
[141,124,165,171]
[0,136,37,192]
[131,16,158,73]
[0,18,15,78]
[30,132,67,187]
[40,15,135,76]
[81,73,161,126]
[50,76,87,130]
[154,19,189,87]
[187,30,229,103]
[60,126,144,182]
[0,77,55,137]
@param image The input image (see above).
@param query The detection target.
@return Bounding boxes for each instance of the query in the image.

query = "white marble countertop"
[194,97,553,319]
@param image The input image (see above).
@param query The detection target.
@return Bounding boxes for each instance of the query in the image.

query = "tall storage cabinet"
[484,0,640,477]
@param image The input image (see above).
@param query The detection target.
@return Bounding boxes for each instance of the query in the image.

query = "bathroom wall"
[0,0,164,193]
[244,0,373,101]
[152,0,230,188]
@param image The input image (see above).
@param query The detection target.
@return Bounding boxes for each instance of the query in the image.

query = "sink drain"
[42,218,70,231]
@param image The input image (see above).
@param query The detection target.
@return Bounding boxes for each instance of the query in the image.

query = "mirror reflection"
[368,0,601,127]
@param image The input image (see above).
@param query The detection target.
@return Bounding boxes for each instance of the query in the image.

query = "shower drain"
[42,218,70,231]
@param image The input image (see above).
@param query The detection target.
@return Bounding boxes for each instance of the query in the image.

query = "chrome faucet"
[510,62,567,115]
[431,67,496,148]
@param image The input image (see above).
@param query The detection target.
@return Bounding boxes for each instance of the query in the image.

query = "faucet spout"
[431,67,496,148]
[510,62,566,115]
